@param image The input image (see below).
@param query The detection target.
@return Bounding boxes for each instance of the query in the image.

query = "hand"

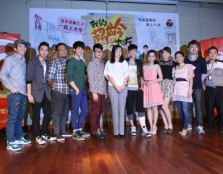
[76,89,80,95]
[105,93,108,99]
[116,86,122,93]
[187,89,193,98]
[92,93,98,102]
[28,94,35,104]
[202,84,206,91]
[11,89,18,94]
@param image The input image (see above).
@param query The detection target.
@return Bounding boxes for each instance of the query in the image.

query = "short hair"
[55,43,67,51]
[143,44,148,49]
[73,41,85,49]
[93,43,103,51]
[163,47,171,54]
[208,46,218,54]
[174,51,184,58]
[38,42,49,50]
[110,45,124,63]
[128,44,138,51]
[147,49,156,57]
[188,40,199,47]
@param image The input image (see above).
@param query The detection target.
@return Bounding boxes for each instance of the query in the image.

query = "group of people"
[0,39,223,152]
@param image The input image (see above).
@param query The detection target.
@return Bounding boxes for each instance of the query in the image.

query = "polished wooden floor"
[1,121,223,174]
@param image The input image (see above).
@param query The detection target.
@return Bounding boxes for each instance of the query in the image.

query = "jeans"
[175,101,193,130]
[70,90,88,131]
[190,89,204,126]
[6,93,27,142]
[52,91,69,134]
[32,92,52,136]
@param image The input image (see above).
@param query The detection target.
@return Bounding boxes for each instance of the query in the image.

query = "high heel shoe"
[151,126,157,135]
[114,135,119,139]
[167,128,173,134]
[163,128,168,134]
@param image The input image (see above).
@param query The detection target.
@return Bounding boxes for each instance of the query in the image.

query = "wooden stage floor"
[0,122,223,174]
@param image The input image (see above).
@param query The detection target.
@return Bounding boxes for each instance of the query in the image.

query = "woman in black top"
[158,47,174,133]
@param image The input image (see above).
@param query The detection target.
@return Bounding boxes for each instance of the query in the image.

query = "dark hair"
[163,47,171,54]
[208,46,218,54]
[110,45,124,63]
[128,44,138,51]
[147,49,156,57]
[174,51,184,58]
[93,43,103,51]
[73,41,85,49]
[188,40,199,47]
[55,43,67,51]
[143,44,148,49]
[38,42,49,50]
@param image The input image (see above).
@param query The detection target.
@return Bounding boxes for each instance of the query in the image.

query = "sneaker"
[187,124,192,131]
[55,134,65,142]
[73,131,85,141]
[197,126,205,134]
[142,127,152,138]
[91,132,104,139]
[42,134,57,141]
[7,141,21,151]
[130,126,137,136]
[100,130,108,136]
[61,131,72,137]
[15,137,31,145]
[36,136,46,145]
[79,130,90,138]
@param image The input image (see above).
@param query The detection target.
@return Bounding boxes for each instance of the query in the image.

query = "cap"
[13,39,31,48]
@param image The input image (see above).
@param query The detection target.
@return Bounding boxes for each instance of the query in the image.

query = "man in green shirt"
[67,41,89,141]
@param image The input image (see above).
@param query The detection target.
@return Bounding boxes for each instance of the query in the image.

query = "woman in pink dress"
[142,50,163,135]
[172,51,195,136]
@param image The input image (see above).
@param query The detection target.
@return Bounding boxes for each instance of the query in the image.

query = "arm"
[26,60,35,103]
[146,65,163,85]
[120,60,129,90]
[47,61,56,89]
[188,69,194,98]
[107,75,122,92]
[67,60,79,95]
[201,59,207,91]
[27,83,34,103]
[87,62,98,101]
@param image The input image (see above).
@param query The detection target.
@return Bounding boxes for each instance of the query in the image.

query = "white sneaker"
[36,136,46,145]
[142,127,152,138]
[187,124,192,131]
[130,126,137,136]
[197,126,205,134]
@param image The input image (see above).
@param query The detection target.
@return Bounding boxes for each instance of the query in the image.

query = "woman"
[104,45,128,138]
[172,51,195,136]
[26,42,56,144]
[158,47,174,134]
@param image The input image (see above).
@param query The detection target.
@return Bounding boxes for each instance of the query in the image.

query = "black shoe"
[114,135,119,139]
[91,132,104,139]
[100,130,108,136]
[119,135,125,138]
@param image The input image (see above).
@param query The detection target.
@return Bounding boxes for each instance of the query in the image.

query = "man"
[140,44,149,65]
[204,46,223,133]
[185,40,207,134]
[67,41,89,141]
[48,43,71,142]
[126,44,151,137]
[0,39,31,151]
[87,43,107,139]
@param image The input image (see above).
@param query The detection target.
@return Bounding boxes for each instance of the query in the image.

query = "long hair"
[110,45,124,63]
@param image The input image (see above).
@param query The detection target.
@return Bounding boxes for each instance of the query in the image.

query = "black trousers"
[32,92,52,136]
[205,87,223,130]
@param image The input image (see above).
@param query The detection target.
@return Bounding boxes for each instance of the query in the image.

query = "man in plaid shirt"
[48,43,71,141]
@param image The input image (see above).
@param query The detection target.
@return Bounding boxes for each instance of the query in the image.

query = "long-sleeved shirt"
[48,57,69,94]
[87,58,106,95]
[0,53,26,95]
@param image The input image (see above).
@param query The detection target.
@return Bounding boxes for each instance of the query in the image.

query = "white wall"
[0,0,223,46]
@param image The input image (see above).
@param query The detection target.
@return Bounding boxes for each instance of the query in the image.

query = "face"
[175,53,185,64]
[39,45,49,58]
[129,49,137,59]
[208,49,218,61]
[144,47,148,53]
[74,47,84,58]
[94,48,103,59]
[188,44,199,54]
[115,47,122,59]
[57,45,67,58]
[162,50,170,60]
[14,44,27,56]
[148,52,156,63]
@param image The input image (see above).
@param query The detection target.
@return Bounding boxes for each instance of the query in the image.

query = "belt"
[206,86,223,89]
[176,78,187,81]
